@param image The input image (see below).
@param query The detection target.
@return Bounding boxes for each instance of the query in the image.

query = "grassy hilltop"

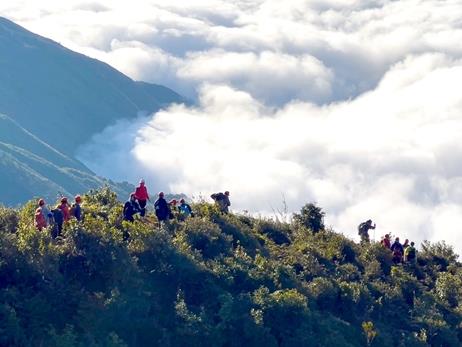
[0,188,461,347]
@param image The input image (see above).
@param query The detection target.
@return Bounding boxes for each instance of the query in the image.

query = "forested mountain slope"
[0,188,460,346]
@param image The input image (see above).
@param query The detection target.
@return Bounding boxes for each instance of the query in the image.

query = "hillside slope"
[0,17,186,204]
[0,188,460,346]
[0,17,185,156]
[0,114,132,205]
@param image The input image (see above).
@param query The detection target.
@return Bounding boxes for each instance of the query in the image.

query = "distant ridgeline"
[0,17,186,205]
[0,187,461,346]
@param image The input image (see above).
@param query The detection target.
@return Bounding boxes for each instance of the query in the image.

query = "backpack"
[358,222,366,235]
[405,247,416,259]
[212,193,225,201]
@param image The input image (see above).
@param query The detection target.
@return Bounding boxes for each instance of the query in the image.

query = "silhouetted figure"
[391,237,404,264]
[358,219,375,243]
[211,191,231,213]
[154,192,170,225]
[51,206,64,239]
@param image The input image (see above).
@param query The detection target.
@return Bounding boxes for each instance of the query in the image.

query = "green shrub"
[0,206,19,233]
[292,203,325,233]
[175,218,233,259]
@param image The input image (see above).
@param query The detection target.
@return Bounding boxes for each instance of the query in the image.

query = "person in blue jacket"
[178,198,194,219]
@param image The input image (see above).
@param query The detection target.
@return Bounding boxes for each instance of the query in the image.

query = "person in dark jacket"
[123,194,141,222]
[404,242,417,263]
[72,195,83,222]
[391,237,404,264]
[51,206,64,239]
[154,192,170,224]
[357,219,376,243]
[211,191,231,213]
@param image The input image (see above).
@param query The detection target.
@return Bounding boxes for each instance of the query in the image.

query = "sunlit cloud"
[3,0,462,252]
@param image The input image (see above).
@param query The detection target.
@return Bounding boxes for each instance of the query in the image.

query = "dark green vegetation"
[0,17,186,205]
[1,189,461,346]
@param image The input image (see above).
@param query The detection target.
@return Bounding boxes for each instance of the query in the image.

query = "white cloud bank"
[3,0,462,250]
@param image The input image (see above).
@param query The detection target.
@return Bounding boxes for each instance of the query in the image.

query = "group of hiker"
[34,196,82,238]
[358,219,417,264]
[122,180,231,225]
[34,181,418,264]
[122,179,196,225]
[34,179,231,239]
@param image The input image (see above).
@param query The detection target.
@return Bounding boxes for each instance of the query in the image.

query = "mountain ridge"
[0,17,186,205]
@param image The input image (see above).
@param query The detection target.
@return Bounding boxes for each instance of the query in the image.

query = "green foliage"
[0,205,19,233]
[293,202,325,233]
[0,187,461,346]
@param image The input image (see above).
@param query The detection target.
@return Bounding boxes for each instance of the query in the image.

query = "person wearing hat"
[59,197,71,222]
[154,192,170,225]
[72,195,83,222]
[134,179,150,217]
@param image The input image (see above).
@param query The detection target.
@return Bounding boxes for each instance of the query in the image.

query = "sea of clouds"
[3,0,462,248]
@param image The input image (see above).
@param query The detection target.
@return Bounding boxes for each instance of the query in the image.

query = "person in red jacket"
[35,199,48,231]
[59,197,71,222]
[134,179,150,217]
[381,234,391,249]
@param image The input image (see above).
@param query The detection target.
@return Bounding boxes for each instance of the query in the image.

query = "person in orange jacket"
[59,197,71,222]
[134,179,150,217]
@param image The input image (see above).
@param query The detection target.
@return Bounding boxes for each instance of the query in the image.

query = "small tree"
[293,203,325,233]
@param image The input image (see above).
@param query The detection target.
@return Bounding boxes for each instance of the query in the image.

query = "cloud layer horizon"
[3,0,462,251]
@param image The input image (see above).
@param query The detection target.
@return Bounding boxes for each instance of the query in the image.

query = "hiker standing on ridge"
[123,194,141,223]
[51,205,64,239]
[35,199,50,231]
[59,197,71,222]
[211,191,231,214]
[134,179,150,217]
[403,239,410,250]
[72,195,83,222]
[391,237,404,264]
[178,198,194,220]
[154,192,170,226]
[358,219,375,243]
[169,199,178,219]
[39,198,53,226]
[381,234,391,249]
[404,241,417,264]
